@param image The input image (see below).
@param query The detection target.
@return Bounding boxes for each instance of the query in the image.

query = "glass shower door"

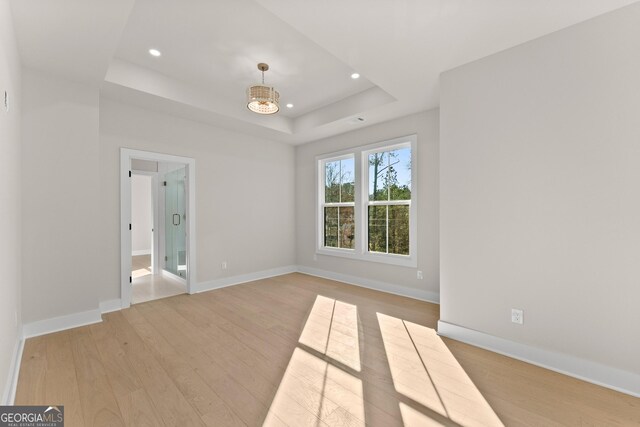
[164,166,187,278]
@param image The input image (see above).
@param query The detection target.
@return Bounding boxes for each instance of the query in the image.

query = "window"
[317,135,417,267]
[367,146,411,255]
[321,156,355,249]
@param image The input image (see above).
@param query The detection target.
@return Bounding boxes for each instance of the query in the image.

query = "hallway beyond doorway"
[131,254,186,304]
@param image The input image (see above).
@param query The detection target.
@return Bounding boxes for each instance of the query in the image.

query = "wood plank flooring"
[15,273,640,426]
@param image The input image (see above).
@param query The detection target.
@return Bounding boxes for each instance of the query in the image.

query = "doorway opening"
[120,149,197,308]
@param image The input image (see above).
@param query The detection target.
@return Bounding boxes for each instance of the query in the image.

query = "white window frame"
[319,153,356,251]
[316,135,417,267]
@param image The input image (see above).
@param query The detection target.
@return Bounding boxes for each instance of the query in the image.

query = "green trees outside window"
[367,147,411,255]
[323,157,355,249]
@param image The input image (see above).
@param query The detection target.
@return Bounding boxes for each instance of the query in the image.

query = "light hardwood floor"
[131,254,153,274]
[15,273,640,426]
[131,254,186,304]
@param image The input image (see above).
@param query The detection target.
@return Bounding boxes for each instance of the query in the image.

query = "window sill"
[316,247,417,268]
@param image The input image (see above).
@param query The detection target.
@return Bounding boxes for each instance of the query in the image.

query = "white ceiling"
[10,0,134,83]
[9,0,640,144]
[114,0,376,119]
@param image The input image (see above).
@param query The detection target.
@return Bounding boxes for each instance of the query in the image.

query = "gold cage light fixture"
[246,63,280,115]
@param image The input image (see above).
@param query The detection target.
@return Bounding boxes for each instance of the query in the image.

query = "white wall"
[131,174,152,254]
[295,111,439,300]
[440,3,640,376]
[21,69,101,323]
[99,98,296,301]
[0,0,22,404]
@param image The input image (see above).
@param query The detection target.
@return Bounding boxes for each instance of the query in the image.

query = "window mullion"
[337,206,341,248]
[338,159,342,203]
[368,200,409,206]
[386,151,390,202]
[324,202,354,207]
[385,204,389,254]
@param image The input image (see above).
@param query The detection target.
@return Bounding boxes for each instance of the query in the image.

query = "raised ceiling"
[9,0,640,144]
[115,0,376,119]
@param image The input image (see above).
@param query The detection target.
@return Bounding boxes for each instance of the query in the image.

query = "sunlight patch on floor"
[399,402,451,426]
[263,348,365,427]
[298,295,361,372]
[264,295,365,426]
[377,313,504,427]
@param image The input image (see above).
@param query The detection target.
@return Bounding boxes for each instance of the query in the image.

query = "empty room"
[1,0,639,426]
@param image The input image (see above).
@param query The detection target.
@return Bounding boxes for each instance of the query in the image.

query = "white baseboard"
[437,321,640,398]
[296,266,440,304]
[22,308,102,339]
[161,269,187,284]
[2,336,24,405]
[195,265,298,293]
[132,249,151,256]
[99,299,123,314]
[195,265,440,305]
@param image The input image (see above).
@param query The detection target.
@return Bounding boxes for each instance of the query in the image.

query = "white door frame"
[120,148,197,309]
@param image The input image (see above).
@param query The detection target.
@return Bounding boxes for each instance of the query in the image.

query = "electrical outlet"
[221,261,227,270]
[511,308,524,325]
[417,270,423,280]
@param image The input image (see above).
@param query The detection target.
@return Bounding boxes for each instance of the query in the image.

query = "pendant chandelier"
[246,63,280,115]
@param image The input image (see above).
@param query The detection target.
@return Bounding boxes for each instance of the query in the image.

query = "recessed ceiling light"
[351,73,360,79]
[286,103,294,108]
[148,48,162,57]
